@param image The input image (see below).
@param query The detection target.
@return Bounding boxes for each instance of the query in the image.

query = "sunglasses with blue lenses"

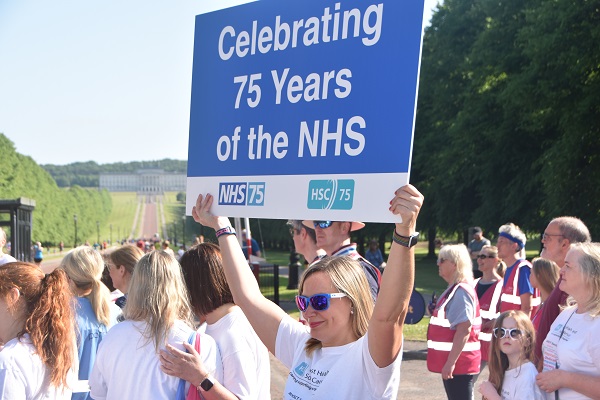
[313,221,334,229]
[295,293,347,312]
[493,327,522,339]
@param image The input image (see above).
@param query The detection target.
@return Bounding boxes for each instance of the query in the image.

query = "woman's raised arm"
[192,194,287,353]
[368,184,423,367]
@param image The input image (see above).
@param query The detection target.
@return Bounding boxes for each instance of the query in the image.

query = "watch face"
[200,377,214,391]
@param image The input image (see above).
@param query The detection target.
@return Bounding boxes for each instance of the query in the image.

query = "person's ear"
[342,222,352,234]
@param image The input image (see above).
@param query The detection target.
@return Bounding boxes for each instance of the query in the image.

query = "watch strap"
[392,230,419,247]
[215,226,236,238]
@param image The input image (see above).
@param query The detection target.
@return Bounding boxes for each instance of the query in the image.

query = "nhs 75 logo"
[218,182,265,206]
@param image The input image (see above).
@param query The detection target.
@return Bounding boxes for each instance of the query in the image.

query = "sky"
[0,0,441,166]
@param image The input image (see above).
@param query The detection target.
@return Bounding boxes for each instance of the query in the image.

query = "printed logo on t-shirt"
[294,362,309,376]
[289,361,330,394]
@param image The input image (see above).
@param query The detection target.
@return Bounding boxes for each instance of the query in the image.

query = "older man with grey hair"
[534,216,591,366]
[0,227,17,266]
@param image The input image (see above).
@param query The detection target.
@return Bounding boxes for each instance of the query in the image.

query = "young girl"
[478,310,544,400]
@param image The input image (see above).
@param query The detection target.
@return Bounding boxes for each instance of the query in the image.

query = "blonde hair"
[61,246,111,326]
[438,244,473,283]
[531,257,560,295]
[123,250,194,351]
[565,243,600,317]
[299,256,373,356]
[487,311,535,396]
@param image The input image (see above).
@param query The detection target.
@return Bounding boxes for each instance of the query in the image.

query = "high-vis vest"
[499,260,540,314]
[427,282,482,375]
[475,279,503,362]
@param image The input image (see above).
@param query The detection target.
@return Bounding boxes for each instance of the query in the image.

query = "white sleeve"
[275,315,311,369]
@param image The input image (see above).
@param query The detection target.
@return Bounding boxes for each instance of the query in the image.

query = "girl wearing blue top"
[61,247,120,400]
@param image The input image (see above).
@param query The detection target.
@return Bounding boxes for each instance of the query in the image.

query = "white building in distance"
[99,169,186,193]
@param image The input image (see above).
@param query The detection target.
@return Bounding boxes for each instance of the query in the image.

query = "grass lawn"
[85,192,139,244]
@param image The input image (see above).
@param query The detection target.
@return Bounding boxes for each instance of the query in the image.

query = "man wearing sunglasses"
[301,219,381,302]
[534,216,591,367]
[287,220,326,267]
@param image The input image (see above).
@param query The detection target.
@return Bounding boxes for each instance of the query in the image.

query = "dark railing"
[254,262,280,306]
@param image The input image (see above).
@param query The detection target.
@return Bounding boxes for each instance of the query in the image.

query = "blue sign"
[187,0,425,222]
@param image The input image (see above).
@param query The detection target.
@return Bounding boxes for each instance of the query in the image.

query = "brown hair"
[179,243,234,317]
[487,310,535,396]
[531,257,560,295]
[299,256,373,356]
[0,262,76,388]
[109,245,145,275]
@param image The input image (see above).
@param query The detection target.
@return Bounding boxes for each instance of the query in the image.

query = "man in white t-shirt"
[0,227,17,266]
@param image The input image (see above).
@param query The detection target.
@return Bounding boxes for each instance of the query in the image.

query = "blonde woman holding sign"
[190,184,423,399]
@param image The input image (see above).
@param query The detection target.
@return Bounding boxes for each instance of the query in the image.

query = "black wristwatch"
[392,230,420,248]
[198,375,214,392]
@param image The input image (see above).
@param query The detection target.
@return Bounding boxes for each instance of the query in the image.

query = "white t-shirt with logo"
[500,361,544,400]
[275,315,402,400]
[542,308,600,400]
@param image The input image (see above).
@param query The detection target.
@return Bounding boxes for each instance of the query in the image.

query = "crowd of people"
[425,217,600,400]
[1,189,599,400]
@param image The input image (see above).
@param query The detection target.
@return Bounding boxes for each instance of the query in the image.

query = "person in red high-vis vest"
[496,223,540,318]
[474,245,505,374]
[427,244,481,400]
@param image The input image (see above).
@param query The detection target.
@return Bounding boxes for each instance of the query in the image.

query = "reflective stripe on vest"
[431,315,483,328]
[500,260,540,312]
[428,340,481,352]
[427,282,481,375]
[478,331,493,341]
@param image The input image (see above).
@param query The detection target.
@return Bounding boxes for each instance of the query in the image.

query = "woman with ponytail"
[0,261,76,398]
[60,246,120,400]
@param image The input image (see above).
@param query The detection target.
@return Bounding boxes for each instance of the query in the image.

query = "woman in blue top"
[33,241,43,266]
[60,246,120,400]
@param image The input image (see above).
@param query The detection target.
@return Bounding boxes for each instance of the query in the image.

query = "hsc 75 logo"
[218,182,265,206]
[307,179,354,210]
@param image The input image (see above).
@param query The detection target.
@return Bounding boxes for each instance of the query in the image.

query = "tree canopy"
[0,134,112,245]
[413,0,599,241]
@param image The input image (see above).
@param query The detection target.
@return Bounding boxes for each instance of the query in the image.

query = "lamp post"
[118,226,121,243]
[96,221,100,246]
[182,215,186,247]
[73,214,78,248]
[110,224,112,244]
